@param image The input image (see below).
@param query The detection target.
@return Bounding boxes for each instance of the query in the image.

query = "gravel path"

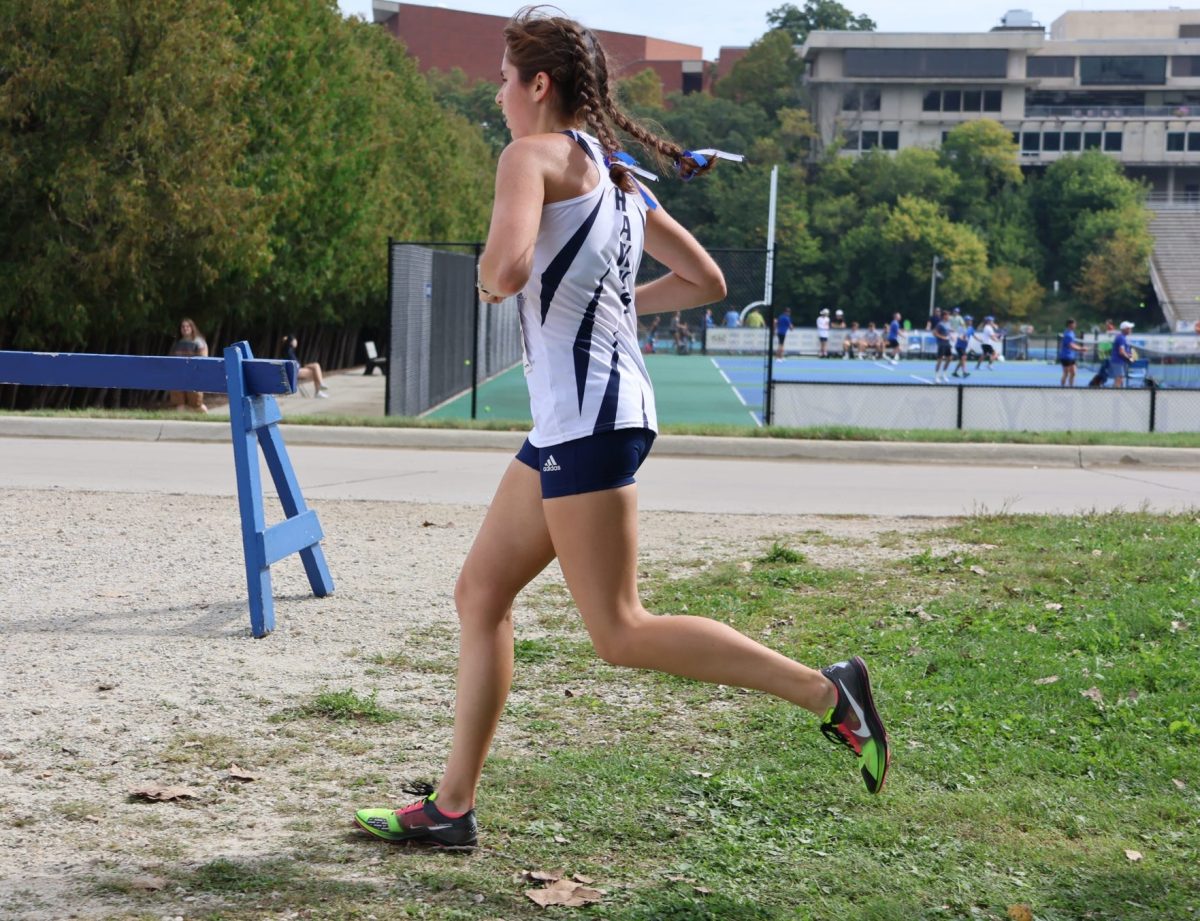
[0,487,946,920]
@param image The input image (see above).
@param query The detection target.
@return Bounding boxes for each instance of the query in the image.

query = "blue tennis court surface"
[715,355,1090,422]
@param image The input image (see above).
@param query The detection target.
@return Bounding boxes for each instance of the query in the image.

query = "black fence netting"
[386,241,522,417]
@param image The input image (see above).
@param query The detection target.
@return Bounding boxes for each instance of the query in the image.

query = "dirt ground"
[0,487,950,920]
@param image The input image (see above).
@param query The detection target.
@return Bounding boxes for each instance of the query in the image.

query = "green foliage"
[714,30,804,119]
[0,0,492,352]
[425,67,508,155]
[766,0,876,42]
[618,67,665,110]
[985,264,1045,319]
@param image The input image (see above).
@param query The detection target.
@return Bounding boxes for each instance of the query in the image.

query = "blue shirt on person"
[776,313,792,336]
[1112,332,1131,368]
[887,319,900,341]
[724,309,740,328]
[1059,328,1077,361]
[934,319,950,341]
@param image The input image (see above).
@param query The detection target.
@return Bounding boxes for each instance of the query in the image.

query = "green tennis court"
[424,354,762,427]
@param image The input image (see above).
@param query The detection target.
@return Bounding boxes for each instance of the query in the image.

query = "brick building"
[372,1,713,96]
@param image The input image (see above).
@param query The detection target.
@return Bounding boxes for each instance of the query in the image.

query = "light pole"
[928,254,943,321]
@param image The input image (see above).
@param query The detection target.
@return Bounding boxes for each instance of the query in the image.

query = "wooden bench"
[363,340,388,376]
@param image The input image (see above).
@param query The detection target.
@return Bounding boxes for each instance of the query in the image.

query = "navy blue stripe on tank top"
[540,197,603,325]
[574,266,610,411]
[594,340,622,433]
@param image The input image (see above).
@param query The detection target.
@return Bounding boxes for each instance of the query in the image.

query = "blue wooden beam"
[0,351,297,395]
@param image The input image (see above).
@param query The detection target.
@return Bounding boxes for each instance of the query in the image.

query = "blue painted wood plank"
[225,343,276,637]
[243,395,284,431]
[258,424,335,598]
[258,510,324,567]
[0,351,297,395]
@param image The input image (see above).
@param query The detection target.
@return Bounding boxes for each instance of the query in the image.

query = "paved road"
[2,433,1198,516]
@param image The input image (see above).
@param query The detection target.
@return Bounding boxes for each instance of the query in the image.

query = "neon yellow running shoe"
[820,656,891,794]
[355,783,478,848]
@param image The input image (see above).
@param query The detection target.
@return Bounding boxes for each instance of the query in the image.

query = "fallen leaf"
[1092,549,1103,556]
[1171,620,1189,632]
[1044,602,1063,611]
[1081,687,1104,704]
[83,814,101,823]
[572,874,594,884]
[693,886,713,895]
[526,879,603,908]
[523,870,564,883]
[918,610,934,623]
[128,785,198,802]
[553,835,569,844]
[1006,905,1034,921]
[906,646,923,657]
[1124,849,1143,862]
[1025,624,1038,633]
[1125,689,1140,703]
[689,770,713,778]
[1034,675,1059,685]
[970,565,988,576]
[227,764,258,782]
[563,688,575,698]
[1173,778,1186,791]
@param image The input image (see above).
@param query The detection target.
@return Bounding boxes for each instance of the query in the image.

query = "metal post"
[1149,385,1157,433]
[470,243,481,420]
[763,167,779,427]
[928,254,941,320]
[385,236,394,417]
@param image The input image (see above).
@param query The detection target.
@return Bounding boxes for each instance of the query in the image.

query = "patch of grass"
[279,688,401,724]
[757,541,805,564]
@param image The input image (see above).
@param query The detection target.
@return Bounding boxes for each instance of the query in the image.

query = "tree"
[766,0,875,43]
[425,67,508,156]
[985,265,1045,320]
[939,120,1022,228]
[714,29,804,118]
[618,67,664,110]
[1071,209,1153,315]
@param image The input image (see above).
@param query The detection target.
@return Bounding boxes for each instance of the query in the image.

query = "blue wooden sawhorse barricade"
[0,342,333,637]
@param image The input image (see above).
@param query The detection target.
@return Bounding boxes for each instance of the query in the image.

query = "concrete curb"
[0,416,1197,469]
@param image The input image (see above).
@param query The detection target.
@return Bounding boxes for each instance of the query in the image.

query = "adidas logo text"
[542,455,561,472]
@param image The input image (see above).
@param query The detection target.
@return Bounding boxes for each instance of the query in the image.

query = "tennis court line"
[712,357,749,406]
[909,374,934,384]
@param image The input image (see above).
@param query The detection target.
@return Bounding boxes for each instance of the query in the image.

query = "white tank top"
[517,131,657,447]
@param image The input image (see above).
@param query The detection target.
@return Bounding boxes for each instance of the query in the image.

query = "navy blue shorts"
[937,342,952,358]
[517,428,656,499]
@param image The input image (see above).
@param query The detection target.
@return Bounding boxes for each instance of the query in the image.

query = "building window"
[1173,57,1200,78]
[1189,133,1200,152]
[843,87,883,112]
[1103,132,1122,152]
[922,88,1002,114]
[1063,131,1082,151]
[1181,25,1200,38]
[881,130,899,150]
[984,90,1002,112]
[861,130,880,150]
[682,72,703,94]
[1167,132,1186,151]
[923,90,940,112]
[943,90,962,112]
[1079,56,1167,86]
[1021,132,1041,152]
[844,48,1007,78]
[1084,131,1103,150]
[963,90,982,112]
[1042,132,1061,152]
[1027,56,1075,78]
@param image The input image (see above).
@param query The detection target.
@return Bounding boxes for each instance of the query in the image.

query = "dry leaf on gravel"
[1006,905,1033,921]
[128,785,198,802]
[226,764,258,782]
[1034,675,1060,685]
[525,878,603,908]
[1124,849,1143,862]
[522,869,563,883]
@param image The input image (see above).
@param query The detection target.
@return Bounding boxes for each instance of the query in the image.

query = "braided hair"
[502,6,717,191]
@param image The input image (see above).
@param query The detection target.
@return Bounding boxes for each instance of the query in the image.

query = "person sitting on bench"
[282,334,329,397]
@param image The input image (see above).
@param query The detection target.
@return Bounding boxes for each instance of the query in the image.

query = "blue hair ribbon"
[605,151,658,210]
[676,148,746,181]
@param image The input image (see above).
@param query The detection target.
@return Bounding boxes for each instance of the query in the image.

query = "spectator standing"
[1059,318,1087,387]
[884,312,902,365]
[775,307,792,360]
[932,309,954,383]
[723,307,740,328]
[744,309,765,329]
[704,308,714,328]
[169,318,209,413]
[831,309,847,330]
[951,315,972,379]
[816,308,831,357]
[1111,320,1134,388]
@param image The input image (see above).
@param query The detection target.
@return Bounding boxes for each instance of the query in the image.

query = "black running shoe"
[820,656,890,794]
[354,782,478,847]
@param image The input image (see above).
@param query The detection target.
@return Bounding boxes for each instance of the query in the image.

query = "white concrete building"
[800,9,1200,202]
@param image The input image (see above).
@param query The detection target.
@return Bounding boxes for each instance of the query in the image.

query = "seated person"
[669,311,691,353]
[862,322,882,359]
[841,321,862,359]
[282,334,330,398]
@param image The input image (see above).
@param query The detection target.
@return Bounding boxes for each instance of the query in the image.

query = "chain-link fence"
[771,380,1200,433]
[386,241,522,418]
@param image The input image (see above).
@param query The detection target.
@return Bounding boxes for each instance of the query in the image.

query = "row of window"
[842,130,900,152]
[1166,132,1200,152]
[1028,55,1200,82]
[922,88,1003,113]
[844,48,1008,79]
[1017,130,1123,153]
